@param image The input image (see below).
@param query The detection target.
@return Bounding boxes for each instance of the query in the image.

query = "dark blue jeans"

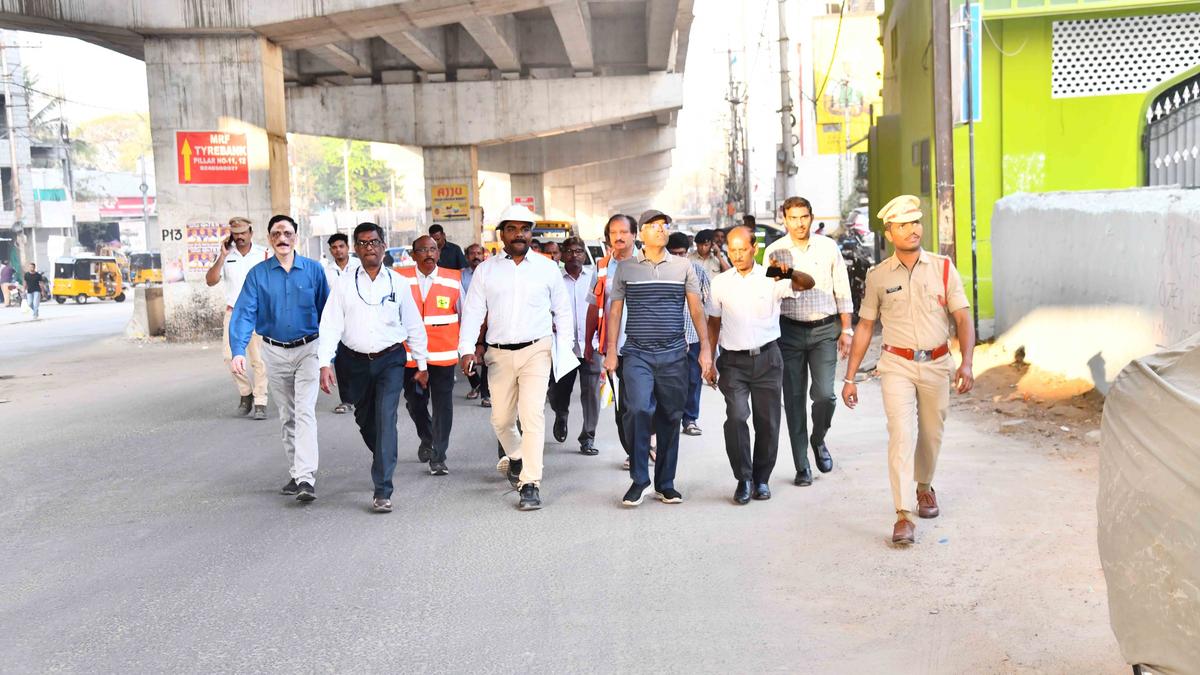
[683,342,702,425]
[621,346,688,490]
[343,345,407,498]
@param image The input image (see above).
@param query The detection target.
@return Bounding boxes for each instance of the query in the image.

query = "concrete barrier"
[125,286,166,339]
[991,187,1200,392]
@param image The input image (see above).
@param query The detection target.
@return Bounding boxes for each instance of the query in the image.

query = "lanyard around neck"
[354,267,395,305]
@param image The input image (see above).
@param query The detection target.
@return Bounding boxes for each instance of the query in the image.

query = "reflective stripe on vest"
[398,266,461,367]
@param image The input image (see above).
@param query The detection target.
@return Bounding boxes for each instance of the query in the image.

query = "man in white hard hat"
[459,203,574,511]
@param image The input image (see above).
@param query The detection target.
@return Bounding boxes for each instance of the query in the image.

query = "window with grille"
[1051,12,1200,99]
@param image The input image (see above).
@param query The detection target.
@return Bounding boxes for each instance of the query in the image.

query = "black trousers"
[403,364,455,463]
[716,343,784,483]
[333,342,353,404]
[342,345,407,499]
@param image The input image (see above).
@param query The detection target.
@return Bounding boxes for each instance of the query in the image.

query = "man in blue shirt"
[230,214,330,502]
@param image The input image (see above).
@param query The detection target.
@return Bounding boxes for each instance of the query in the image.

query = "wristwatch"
[841,328,854,336]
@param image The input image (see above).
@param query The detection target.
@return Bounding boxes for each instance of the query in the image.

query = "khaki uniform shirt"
[859,250,969,350]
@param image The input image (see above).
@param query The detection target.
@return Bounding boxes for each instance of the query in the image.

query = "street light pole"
[965,0,980,338]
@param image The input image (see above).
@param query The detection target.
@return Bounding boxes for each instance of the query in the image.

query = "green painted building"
[869,0,1200,321]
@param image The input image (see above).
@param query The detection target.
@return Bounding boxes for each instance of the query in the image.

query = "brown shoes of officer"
[892,519,915,545]
[917,488,940,519]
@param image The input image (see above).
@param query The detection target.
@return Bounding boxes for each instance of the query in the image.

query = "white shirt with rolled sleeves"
[323,256,361,289]
[318,266,429,371]
[222,244,270,308]
[562,268,594,357]
[707,264,795,351]
[457,252,574,360]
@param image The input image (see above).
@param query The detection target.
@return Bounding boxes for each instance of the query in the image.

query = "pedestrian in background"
[764,196,854,487]
[588,214,637,468]
[550,236,602,455]
[462,243,490,406]
[322,232,361,415]
[230,215,329,503]
[458,204,574,511]
[1,259,15,307]
[667,231,712,437]
[399,235,461,476]
[688,229,729,280]
[23,263,47,320]
[842,195,975,545]
[604,210,713,507]
[206,216,271,419]
[319,222,427,513]
[429,223,468,270]
[707,226,814,505]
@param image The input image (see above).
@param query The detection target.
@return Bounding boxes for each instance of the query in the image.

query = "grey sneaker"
[296,482,316,502]
[429,461,449,476]
[237,395,253,416]
[372,497,392,513]
[418,444,433,462]
[253,405,267,420]
[280,478,299,495]
[506,458,523,488]
[518,484,542,510]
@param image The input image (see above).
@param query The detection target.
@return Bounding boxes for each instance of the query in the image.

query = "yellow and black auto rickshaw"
[52,256,126,304]
[129,251,162,286]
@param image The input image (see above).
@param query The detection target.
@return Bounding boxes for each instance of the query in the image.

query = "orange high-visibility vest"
[398,266,461,367]
[593,254,616,354]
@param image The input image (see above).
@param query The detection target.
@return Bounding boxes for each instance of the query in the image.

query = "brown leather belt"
[882,343,949,362]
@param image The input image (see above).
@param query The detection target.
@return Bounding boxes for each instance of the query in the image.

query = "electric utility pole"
[776,0,797,205]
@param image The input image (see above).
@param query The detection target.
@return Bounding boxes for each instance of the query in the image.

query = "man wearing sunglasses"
[318,223,429,513]
[230,215,329,503]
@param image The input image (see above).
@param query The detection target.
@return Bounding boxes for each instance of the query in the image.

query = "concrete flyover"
[0,1,695,338]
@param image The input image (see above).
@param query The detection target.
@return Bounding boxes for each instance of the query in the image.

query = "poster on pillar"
[176,132,250,185]
[431,183,470,221]
[186,222,229,274]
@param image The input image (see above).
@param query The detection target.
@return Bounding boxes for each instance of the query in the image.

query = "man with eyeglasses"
[459,204,574,511]
[549,236,602,455]
[397,234,460,476]
[230,215,330,503]
[323,232,361,415]
[318,223,429,512]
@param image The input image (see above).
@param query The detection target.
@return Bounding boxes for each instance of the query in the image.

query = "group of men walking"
[213,193,974,544]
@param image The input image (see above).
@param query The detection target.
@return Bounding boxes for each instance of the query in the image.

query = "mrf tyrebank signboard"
[176,131,249,185]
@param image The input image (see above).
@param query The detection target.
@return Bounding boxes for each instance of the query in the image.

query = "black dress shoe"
[753,483,771,500]
[794,467,813,486]
[418,444,433,462]
[812,442,833,473]
[733,481,752,505]
[553,416,568,443]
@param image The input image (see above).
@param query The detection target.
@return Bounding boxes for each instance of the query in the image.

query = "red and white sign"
[176,131,249,185]
[513,196,535,209]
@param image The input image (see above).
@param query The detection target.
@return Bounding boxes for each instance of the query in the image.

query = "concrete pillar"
[509,173,545,216]
[146,35,289,340]
[423,146,480,248]
[546,185,575,222]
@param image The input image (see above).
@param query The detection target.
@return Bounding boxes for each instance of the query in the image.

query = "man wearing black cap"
[604,210,713,507]
[429,223,467,271]
[667,232,712,437]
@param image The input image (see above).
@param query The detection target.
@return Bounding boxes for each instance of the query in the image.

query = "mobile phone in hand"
[765,265,788,280]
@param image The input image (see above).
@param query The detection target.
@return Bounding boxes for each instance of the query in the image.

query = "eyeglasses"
[563,248,585,256]
[412,246,438,254]
[355,239,384,249]
[269,230,296,239]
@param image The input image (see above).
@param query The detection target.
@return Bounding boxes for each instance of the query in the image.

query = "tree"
[72,113,151,173]
[288,134,397,214]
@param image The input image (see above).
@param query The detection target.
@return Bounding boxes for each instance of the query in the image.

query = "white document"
[551,339,580,383]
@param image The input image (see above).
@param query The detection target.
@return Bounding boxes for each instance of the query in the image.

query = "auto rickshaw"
[129,251,162,285]
[52,256,126,304]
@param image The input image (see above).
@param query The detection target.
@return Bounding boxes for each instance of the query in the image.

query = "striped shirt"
[609,250,700,354]
[763,234,854,321]
[682,260,711,345]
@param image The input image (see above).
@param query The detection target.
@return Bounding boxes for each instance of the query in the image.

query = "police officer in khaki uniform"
[841,195,975,546]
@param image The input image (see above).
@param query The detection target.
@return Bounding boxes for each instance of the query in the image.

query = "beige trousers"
[485,337,553,486]
[223,307,268,405]
[878,351,953,520]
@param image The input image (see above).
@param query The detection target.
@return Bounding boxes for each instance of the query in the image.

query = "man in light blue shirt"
[231,214,329,502]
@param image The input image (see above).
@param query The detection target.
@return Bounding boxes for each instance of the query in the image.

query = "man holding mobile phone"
[206,216,271,419]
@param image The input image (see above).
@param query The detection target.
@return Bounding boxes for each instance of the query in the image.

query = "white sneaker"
[496,456,510,473]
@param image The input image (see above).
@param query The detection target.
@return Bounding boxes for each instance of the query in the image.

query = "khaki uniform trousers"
[878,351,953,520]
[485,337,553,487]
[223,307,268,405]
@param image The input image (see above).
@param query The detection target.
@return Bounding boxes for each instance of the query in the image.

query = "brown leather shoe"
[917,489,940,519]
[892,518,915,545]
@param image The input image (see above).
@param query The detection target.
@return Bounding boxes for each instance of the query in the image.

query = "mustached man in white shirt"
[458,204,574,511]
[322,232,361,415]
[707,226,814,505]
[318,222,429,513]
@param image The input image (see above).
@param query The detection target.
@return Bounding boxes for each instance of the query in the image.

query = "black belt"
[488,340,536,351]
[723,340,777,357]
[262,333,319,348]
[342,342,404,360]
[782,314,837,329]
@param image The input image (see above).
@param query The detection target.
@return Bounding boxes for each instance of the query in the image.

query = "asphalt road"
[0,331,1123,673]
[0,299,133,360]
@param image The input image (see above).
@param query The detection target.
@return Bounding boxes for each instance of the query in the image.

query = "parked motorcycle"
[838,230,874,321]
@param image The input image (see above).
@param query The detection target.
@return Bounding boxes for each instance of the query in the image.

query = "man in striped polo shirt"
[603,210,714,507]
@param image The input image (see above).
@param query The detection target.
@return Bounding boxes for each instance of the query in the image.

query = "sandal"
[333,403,352,414]
[466,387,480,400]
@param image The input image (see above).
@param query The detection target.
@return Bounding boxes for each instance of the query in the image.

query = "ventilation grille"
[1051,12,1200,99]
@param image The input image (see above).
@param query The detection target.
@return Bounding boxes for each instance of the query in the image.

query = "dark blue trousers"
[683,341,702,425]
[621,347,688,490]
[344,345,407,498]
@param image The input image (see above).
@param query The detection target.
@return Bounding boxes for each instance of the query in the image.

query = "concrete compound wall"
[992,187,1200,392]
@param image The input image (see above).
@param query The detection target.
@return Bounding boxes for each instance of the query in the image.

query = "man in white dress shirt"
[322,232,361,415]
[548,237,602,455]
[459,204,574,511]
[318,222,429,513]
[708,226,814,505]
